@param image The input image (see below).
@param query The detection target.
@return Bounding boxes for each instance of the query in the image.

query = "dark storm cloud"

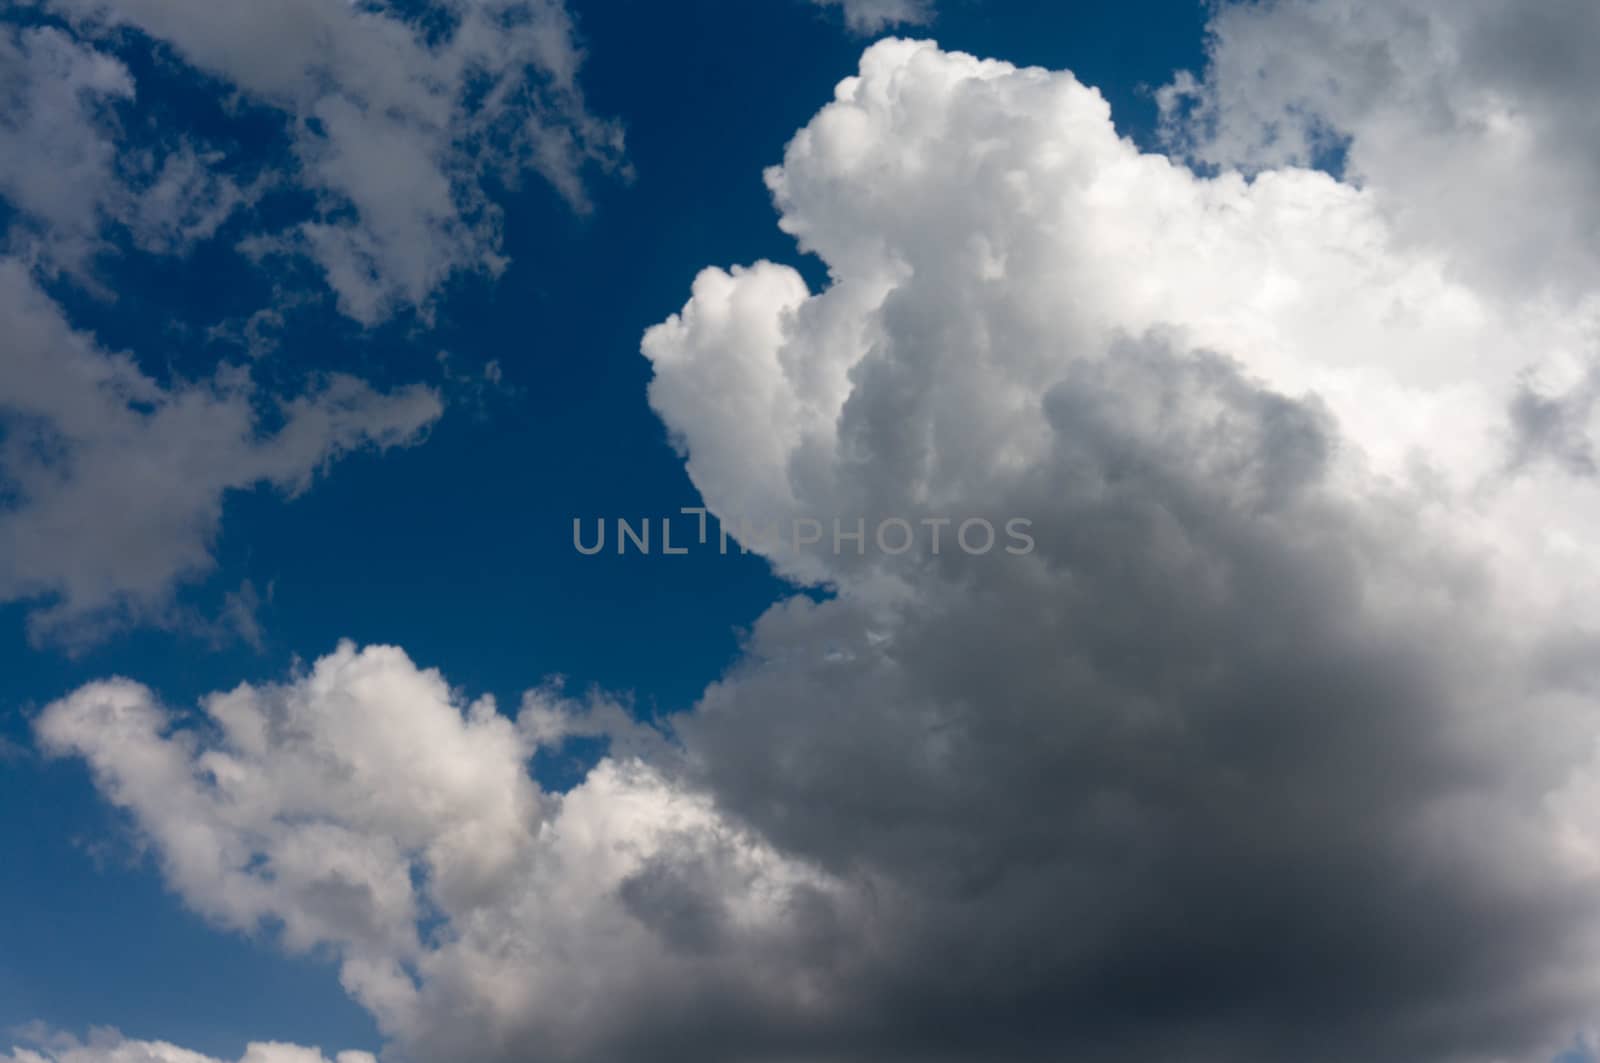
[670,340,1600,1063]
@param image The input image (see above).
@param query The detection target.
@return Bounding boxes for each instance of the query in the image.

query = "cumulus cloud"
[33,642,858,1063]
[4,1027,372,1063]
[0,258,441,646]
[28,0,624,323]
[810,0,934,34]
[643,32,1600,1062]
[34,14,1600,1063]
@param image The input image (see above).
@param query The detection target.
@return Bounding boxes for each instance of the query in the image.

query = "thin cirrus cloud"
[21,3,1600,1063]
[0,0,623,647]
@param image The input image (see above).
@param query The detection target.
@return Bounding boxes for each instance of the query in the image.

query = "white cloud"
[0,258,441,647]
[810,0,934,34]
[644,37,1600,615]
[34,0,624,323]
[4,1028,373,1063]
[33,642,854,1063]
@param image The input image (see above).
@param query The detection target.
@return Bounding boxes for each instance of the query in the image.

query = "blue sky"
[6,2,1600,1062]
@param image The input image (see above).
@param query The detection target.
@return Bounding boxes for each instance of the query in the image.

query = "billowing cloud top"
[23,4,1600,1063]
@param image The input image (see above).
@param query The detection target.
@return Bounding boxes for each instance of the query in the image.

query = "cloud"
[0,25,130,270]
[4,1027,373,1063]
[0,258,441,647]
[645,33,1600,1061]
[0,25,254,273]
[0,3,623,643]
[33,642,855,1063]
[1157,0,1600,301]
[33,18,1600,1063]
[809,0,934,34]
[31,0,624,323]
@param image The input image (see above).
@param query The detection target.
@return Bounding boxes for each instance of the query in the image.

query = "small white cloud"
[810,0,934,34]
[4,1027,374,1063]
[0,259,442,647]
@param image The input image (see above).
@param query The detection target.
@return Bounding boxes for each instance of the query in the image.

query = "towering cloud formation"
[637,36,1600,1062]
[27,6,1600,1063]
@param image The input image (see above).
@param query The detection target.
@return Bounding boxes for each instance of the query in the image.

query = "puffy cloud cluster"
[32,7,1600,1063]
[5,1028,372,1063]
[25,0,623,322]
[34,643,860,1063]
[643,43,1600,606]
[0,259,441,646]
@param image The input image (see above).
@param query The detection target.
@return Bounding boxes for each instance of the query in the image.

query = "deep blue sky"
[0,1,1207,1053]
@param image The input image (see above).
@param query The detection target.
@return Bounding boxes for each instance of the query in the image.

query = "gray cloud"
[1158,0,1600,302]
[1509,366,1600,476]
[675,338,1600,1063]
[0,25,257,274]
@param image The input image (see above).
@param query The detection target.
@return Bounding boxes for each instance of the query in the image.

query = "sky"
[4,1,1600,1062]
